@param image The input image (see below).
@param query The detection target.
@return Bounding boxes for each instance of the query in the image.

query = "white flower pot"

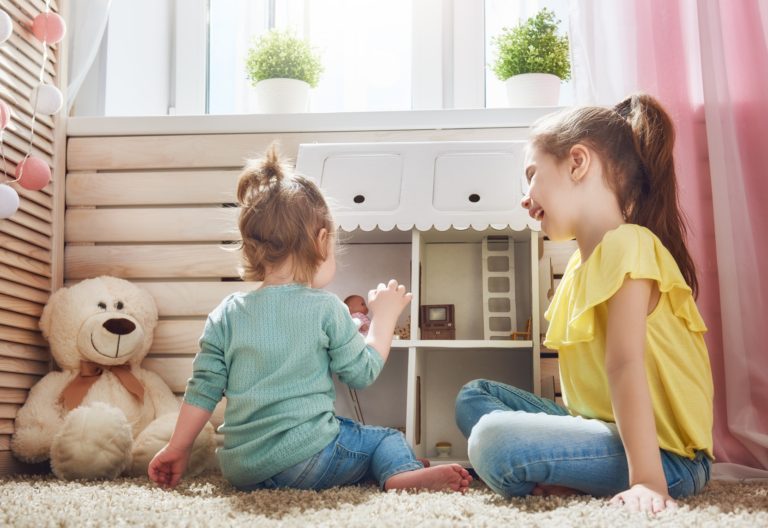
[504,73,561,107]
[253,78,310,113]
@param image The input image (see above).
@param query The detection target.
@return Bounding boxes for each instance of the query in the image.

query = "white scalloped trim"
[337,218,541,232]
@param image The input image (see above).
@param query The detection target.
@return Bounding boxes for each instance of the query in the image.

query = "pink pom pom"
[31,12,66,44]
[0,99,11,130]
[15,156,51,191]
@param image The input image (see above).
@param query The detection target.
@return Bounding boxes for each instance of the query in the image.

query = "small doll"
[344,294,370,335]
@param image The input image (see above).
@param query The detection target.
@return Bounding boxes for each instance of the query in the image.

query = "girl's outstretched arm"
[604,277,675,514]
[148,402,213,489]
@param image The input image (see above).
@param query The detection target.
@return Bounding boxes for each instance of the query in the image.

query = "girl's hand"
[148,443,191,489]
[610,483,677,514]
[368,279,412,319]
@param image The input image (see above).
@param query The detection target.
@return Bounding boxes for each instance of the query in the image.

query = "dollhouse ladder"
[481,236,517,340]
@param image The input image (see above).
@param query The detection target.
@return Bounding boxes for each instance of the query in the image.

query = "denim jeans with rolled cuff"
[454,379,711,498]
[238,417,423,491]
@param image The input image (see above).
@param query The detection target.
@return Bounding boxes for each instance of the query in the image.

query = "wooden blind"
[0,0,64,474]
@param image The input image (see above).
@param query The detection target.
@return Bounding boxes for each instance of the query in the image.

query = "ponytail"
[614,94,698,297]
[531,94,699,297]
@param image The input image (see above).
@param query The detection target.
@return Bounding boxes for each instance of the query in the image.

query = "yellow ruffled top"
[544,224,714,459]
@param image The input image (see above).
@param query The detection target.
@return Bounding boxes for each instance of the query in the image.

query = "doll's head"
[344,294,368,315]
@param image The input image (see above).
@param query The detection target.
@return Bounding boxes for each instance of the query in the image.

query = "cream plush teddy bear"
[11,276,215,480]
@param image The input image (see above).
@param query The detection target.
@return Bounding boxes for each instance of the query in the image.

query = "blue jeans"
[455,379,711,498]
[239,417,423,491]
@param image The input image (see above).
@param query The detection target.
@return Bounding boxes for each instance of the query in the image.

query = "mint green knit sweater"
[184,284,384,488]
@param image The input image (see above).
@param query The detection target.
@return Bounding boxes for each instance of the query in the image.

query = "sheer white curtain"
[570,0,768,479]
[66,0,112,112]
[569,2,639,105]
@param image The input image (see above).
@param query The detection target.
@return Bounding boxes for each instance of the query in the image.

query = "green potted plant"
[491,8,570,107]
[245,29,323,113]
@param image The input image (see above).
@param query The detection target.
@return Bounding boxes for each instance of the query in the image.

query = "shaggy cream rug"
[1,473,766,527]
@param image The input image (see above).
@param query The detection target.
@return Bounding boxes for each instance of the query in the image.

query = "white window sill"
[66,107,563,137]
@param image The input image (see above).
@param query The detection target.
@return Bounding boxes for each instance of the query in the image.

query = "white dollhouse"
[297,140,544,465]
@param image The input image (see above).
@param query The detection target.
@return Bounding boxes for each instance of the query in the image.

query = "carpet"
[1,473,766,527]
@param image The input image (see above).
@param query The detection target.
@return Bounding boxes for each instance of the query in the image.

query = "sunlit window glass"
[484,0,573,108]
[208,0,412,114]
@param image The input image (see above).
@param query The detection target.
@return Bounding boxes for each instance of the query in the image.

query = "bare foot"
[384,464,472,493]
[417,458,431,468]
[531,484,582,497]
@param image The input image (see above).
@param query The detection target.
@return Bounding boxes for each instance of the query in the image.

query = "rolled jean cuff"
[378,460,425,489]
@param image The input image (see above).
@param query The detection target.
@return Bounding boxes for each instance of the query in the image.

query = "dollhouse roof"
[295,141,540,233]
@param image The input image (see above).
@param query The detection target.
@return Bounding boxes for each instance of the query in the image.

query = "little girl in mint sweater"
[149,145,471,493]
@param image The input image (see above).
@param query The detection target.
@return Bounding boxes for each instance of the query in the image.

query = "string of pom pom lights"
[0,1,66,220]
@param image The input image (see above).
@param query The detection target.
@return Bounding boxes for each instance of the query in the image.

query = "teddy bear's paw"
[10,426,51,463]
[50,402,133,480]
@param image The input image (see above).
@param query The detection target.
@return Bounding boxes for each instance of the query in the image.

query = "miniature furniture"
[296,140,542,465]
[511,318,532,340]
[419,304,456,340]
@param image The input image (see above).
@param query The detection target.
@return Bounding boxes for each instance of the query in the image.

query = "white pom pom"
[0,184,19,219]
[32,83,63,115]
[0,10,13,44]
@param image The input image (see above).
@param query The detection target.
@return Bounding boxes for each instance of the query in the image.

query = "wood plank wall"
[0,0,63,474]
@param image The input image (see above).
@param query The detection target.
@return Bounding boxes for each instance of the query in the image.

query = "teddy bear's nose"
[103,318,136,335]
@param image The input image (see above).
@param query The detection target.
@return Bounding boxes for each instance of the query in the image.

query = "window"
[484,0,574,108]
[73,0,572,116]
[209,0,413,114]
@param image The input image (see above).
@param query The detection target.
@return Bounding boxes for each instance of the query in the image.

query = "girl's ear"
[316,228,329,259]
[568,144,591,182]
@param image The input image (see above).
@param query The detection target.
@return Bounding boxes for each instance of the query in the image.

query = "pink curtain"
[697,0,768,477]
[571,0,768,478]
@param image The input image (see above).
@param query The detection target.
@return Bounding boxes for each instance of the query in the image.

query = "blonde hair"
[236,144,334,284]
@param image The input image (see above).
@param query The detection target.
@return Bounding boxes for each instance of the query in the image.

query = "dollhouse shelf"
[296,140,542,464]
[396,340,534,349]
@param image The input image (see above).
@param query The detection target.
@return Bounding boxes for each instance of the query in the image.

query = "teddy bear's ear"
[39,286,69,339]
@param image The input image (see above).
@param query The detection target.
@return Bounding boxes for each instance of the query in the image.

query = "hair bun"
[237,143,286,205]
[259,143,284,184]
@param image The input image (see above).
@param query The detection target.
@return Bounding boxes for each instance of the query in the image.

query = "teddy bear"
[11,276,215,480]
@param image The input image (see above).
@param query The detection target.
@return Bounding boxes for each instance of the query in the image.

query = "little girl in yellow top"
[455,94,714,514]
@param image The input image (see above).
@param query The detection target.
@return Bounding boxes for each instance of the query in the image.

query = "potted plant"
[245,29,323,113]
[491,8,570,107]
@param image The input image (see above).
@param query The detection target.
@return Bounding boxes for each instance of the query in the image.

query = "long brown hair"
[530,93,698,297]
[236,143,334,284]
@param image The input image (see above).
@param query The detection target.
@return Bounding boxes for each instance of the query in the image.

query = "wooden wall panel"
[0,0,64,474]
[65,207,240,243]
[151,320,206,357]
[66,170,240,206]
[66,128,524,171]
[65,244,241,279]
[143,357,193,393]
[137,282,260,317]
